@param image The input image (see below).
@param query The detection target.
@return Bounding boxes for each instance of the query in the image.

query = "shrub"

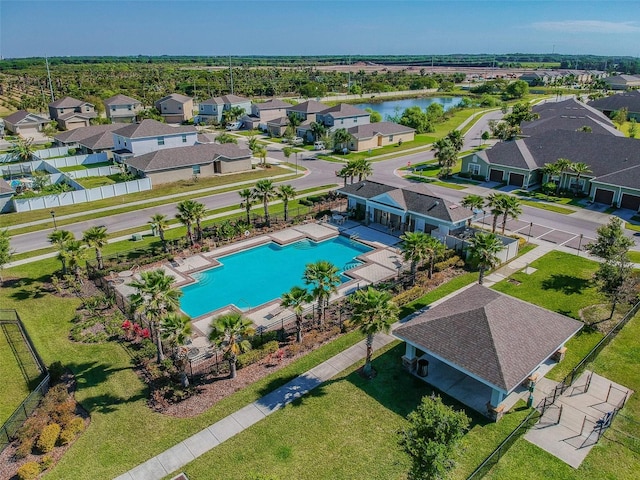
[130,339,157,365]
[434,255,462,272]
[41,454,54,470]
[250,330,278,348]
[36,423,61,453]
[67,148,76,156]
[14,438,35,459]
[458,171,471,178]
[48,361,65,384]
[17,462,41,480]
[236,340,279,369]
[471,174,486,181]
[393,286,425,306]
[66,416,86,435]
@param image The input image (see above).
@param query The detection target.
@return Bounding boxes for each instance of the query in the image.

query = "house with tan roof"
[197,94,251,124]
[54,123,126,154]
[395,284,582,419]
[243,99,291,130]
[337,180,473,234]
[48,96,97,130]
[111,119,197,163]
[346,121,415,152]
[124,143,252,185]
[3,110,50,137]
[104,94,143,123]
[155,93,194,123]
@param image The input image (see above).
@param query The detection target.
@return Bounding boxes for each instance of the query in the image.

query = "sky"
[1,0,639,58]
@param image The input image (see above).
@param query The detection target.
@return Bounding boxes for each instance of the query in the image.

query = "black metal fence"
[0,310,49,453]
[467,299,640,479]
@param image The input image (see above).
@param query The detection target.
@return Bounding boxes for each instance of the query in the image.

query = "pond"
[356,96,463,120]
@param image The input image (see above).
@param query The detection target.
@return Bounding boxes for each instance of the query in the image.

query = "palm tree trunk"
[410,261,417,285]
[296,317,302,343]
[159,230,168,253]
[364,333,374,376]
[96,249,104,270]
[229,358,237,379]
[284,201,289,222]
[501,213,508,235]
[491,215,499,233]
[246,208,251,225]
[428,258,434,279]
[154,322,165,363]
[478,266,485,285]
[264,199,270,226]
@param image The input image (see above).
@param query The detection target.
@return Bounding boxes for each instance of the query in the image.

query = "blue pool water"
[180,236,372,318]
[357,96,463,120]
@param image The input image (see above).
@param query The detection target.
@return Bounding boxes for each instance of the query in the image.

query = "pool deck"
[112,222,407,348]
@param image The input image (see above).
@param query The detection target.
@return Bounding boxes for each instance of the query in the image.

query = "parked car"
[226,121,242,131]
[286,136,304,145]
[313,141,325,150]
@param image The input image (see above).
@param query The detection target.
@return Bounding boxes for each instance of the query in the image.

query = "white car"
[313,141,325,150]
[225,121,242,131]
[286,137,304,145]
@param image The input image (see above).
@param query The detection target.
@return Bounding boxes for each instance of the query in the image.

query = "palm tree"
[252,179,277,226]
[485,193,506,233]
[62,239,86,282]
[332,128,352,153]
[176,200,197,245]
[281,286,312,343]
[499,196,522,235]
[423,235,446,279]
[150,213,169,253]
[215,132,238,144]
[400,231,429,281]
[461,194,485,226]
[570,162,592,193]
[82,225,108,270]
[160,313,192,386]
[191,201,207,242]
[468,232,504,285]
[246,134,259,153]
[554,158,572,194]
[310,121,326,141]
[353,158,373,182]
[542,162,562,194]
[8,137,35,162]
[222,105,245,124]
[433,138,458,178]
[277,184,297,222]
[349,287,399,377]
[286,112,302,138]
[238,188,255,224]
[208,312,255,379]
[130,269,183,363]
[255,145,268,166]
[48,229,75,275]
[303,260,341,324]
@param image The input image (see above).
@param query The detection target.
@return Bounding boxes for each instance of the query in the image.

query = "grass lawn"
[484,310,640,480]
[58,161,112,172]
[518,199,575,215]
[0,331,32,424]
[405,175,467,190]
[626,222,640,233]
[2,167,297,234]
[629,251,640,263]
[74,176,117,189]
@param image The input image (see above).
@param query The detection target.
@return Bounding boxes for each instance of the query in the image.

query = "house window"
[112,107,116,111]
[157,137,165,146]
[192,165,201,175]
[469,164,480,175]
[340,119,344,124]
[178,106,182,110]
[163,106,167,110]
[128,106,132,111]
[182,135,187,143]
[59,109,64,114]
[354,118,357,123]
[389,135,394,142]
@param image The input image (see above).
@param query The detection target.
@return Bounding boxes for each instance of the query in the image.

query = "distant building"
[48,96,96,130]
[104,94,143,123]
[602,75,640,91]
[155,93,194,123]
[588,90,640,121]
[197,94,251,124]
[3,110,50,137]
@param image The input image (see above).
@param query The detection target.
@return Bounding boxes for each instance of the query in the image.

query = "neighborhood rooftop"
[103,94,142,105]
[125,143,251,172]
[347,121,416,139]
[49,96,93,108]
[114,119,196,138]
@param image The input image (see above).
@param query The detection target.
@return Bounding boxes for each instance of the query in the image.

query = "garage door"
[489,169,503,182]
[17,127,39,136]
[620,193,640,211]
[594,188,614,205]
[509,173,525,187]
[66,121,87,130]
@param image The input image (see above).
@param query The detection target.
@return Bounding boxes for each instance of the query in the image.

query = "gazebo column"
[400,213,407,232]
[487,388,506,422]
[402,343,417,372]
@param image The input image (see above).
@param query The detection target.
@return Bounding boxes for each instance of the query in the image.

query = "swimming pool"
[180,236,372,318]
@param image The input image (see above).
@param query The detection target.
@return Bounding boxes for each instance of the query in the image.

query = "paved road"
[9,101,638,254]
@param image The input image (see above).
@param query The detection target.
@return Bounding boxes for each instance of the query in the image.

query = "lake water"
[357,96,463,120]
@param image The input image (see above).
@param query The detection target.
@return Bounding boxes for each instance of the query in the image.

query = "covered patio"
[394,284,582,420]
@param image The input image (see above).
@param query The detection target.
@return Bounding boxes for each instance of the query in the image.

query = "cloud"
[532,20,640,33]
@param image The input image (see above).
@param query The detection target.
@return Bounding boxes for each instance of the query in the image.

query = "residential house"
[518,72,551,86]
[155,93,194,123]
[266,100,329,138]
[395,284,581,419]
[0,178,15,213]
[588,90,640,121]
[602,75,640,91]
[3,110,50,136]
[197,94,251,125]
[111,119,197,163]
[299,103,371,141]
[346,122,415,152]
[337,180,473,234]
[54,123,126,153]
[124,143,252,185]
[104,94,143,123]
[520,98,622,137]
[243,99,291,131]
[48,96,97,130]
[461,129,640,210]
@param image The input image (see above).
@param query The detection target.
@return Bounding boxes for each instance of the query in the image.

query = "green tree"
[504,79,529,99]
[277,184,296,222]
[246,134,259,153]
[309,121,326,141]
[252,179,277,226]
[299,81,327,98]
[628,118,638,138]
[422,235,446,279]
[499,196,522,235]
[0,229,13,284]
[426,103,445,123]
[303,260,341,324]
[160,313,192,386]
[215,132,238,144]
[353,158,373,182]
[137,108,164,122]
[150,213,169,253]
[399,106,432,133]
[399,395,470,480]
[485,193,506,233]
[175,199,198,245]
[332,128,351,153]
[504,102,539,127]
[48,229,75,275]
[255,145,268,166]
[130,269,183,363]
[8,137,35,162]
[481,130,490,144]
[238,188,255,224]
[400,231,430,280]
[461,194,485,226]
[611,107,628,128]
[82,225,108,270]
[432,138,457,178]
[553,157,572,194]
[468,231,504,285]
[585,217,634,262]
[286,111,302,138]
[208,312,255,379]
[365,107,382,123]
[222,105,245,124]
[489,120,519,141]
[42,121,59,138]
[61,239,86,282]
[280,286,312,343]
[570,162,592,193]
[191,201,206,242]
[349,287,399,377]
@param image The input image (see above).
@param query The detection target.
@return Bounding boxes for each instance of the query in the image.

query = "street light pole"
[50,210,57,230]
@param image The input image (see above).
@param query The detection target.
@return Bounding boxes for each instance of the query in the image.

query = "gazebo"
[394,284,582,420]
